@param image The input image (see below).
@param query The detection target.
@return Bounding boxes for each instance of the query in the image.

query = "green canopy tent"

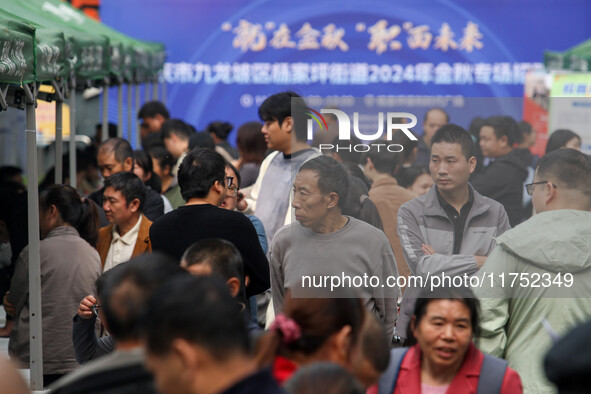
[545,38,591,72]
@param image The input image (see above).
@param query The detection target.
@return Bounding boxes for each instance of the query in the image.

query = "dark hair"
[236,121,266,165]
[132,150,162,192]
[467,117,486,139]
[181,238,245,301]
[138,101,170,120]
[226,161,241,188]
[359,313,390,374]
[341,175,383,231]
[481,116,519,146]
[95,122,117,140]
[423,108,449,123]
[330,135,364,165]
[298,156,350,209]
[390,130,418,166]
[39,185,99,245]
[285,363,365,394]
[101,253,185,342]
[98,138,133,167]
[516,121,534,144]
[142,275,250,359]
[537,148,591,198]
[545,129,581,154]
[161,119,194,141]
[396,165,430,188]
[431,124,475,160]
[407,286,480,347]
[148,146,176,176]
[188,131,216,151]
[178,148,226,200]
[256,294,365,368]
[258,91,308,142]
[207,121,233,140]
[361,148,402,177]
[0,166,23,182]
[103,172,147,212]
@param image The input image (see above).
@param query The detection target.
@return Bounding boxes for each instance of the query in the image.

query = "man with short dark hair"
[150,148,270,297]
[138,101,170,150]
[271,155,399,338]
[396,124,510,342]
[50,253,186,394]
[471,116,530,226]
[362,149,417,289]
[161,119,194,176]
[96,172,152,271]
[474,148,591,393]
[414,108,449,165]
[89,138,164,224]
[142,275,283,394]
[244,92,319,246]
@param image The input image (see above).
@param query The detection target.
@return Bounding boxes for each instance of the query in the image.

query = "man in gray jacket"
[396,124,510,342]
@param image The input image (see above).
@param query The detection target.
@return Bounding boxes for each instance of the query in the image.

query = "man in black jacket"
[149,148,270,297]
[471,116,529,227]
[89,138,164,226]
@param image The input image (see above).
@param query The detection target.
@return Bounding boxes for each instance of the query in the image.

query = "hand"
[3,292,15,316]
[236,196,248,212]
[474,255,487,268]
[77,295,97,320]
[421,244,436,255]
[245,275,250,288]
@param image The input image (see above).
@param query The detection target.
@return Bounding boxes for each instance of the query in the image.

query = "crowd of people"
[0,91,590,394]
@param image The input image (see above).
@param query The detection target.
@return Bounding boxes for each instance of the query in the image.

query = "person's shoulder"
[472,188,506,213]
[348,217,391,245]
[88,187,104,202]
[272,222,301,244]
[150,208,183,229]
[399,190,429,213]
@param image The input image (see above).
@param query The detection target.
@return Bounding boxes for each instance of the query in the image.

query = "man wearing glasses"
[149,148,270,297]
[475,148,591,393]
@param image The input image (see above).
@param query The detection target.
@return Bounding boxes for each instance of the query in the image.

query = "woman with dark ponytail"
[255,291,366,386]
[4,185,102,387]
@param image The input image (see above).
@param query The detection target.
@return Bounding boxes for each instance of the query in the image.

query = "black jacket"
[471,148,531,227]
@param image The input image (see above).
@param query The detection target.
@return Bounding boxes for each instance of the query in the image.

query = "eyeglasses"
[225,176,234,188]
[525,181,557,196]
[91,304,101,317]
[227,185,239,197]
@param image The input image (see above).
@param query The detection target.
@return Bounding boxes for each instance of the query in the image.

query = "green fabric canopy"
[0,14,36,84]
[545,38,591,72]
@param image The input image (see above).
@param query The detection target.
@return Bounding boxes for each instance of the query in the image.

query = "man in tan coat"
[96,172,152,271]
[363,148,417,291]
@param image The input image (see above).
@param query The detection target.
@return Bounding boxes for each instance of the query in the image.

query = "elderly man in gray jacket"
[396,124,510,342]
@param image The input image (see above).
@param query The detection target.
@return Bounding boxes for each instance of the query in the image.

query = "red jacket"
[392,344,522,394]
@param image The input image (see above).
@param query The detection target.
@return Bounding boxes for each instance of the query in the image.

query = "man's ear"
[365,157,374,171]
[499,135,509,148]
[545,181,558,205]
[123,157,133,172]
[212,180,225,196]
[282,116,293,134]
[171,338,201,374]
[226,277,241,298]
[410,315,418,338]
[128,198,140,213]
[468,156,477,175]
[331,325,353,364]
[326,192,340,209]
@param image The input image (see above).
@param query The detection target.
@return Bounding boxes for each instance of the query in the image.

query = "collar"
[112,215,143,245]
[46,225,80,239]
[371,175,400,189]
[435,185,474,214]
[424,184,486,218]
[283,148,315,160]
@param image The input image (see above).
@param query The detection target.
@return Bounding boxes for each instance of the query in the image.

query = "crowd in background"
[0,91,590,394]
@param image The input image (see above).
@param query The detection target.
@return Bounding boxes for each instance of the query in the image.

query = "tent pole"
[127,84,132,142]
[117,83,123,138]
[25,83,43,391]
[152,79,158,100]
[102,79,109,142]
[69,84,77,189]
[161,79,167,106]
[144,82,150,102]
[135,84,141,148]
[55,100,63,184]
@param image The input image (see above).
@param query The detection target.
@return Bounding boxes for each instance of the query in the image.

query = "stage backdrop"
[100,0,591,144]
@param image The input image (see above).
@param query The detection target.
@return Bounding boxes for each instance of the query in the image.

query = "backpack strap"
[378,348,409,394]
[477,353,508,394]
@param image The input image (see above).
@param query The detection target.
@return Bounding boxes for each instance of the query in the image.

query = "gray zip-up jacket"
[396,185,510,339]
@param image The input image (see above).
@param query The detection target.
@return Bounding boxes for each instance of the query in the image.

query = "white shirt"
[103,215,143,272]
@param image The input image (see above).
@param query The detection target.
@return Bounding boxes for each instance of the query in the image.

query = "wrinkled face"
[145,351,191,394]
[409,173,434,196]
[103,186,135,226]
[220,167,239,211]
[430,142,474,194]
[423,110,447,141]
[97,150,130,179]
[565,137,581,151]
[261,117,291,153]
[292,169,330,230]
[412,300,473,374]
[479,126,506,158]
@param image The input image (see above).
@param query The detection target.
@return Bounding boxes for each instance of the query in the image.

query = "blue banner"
[101,0,591,141]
